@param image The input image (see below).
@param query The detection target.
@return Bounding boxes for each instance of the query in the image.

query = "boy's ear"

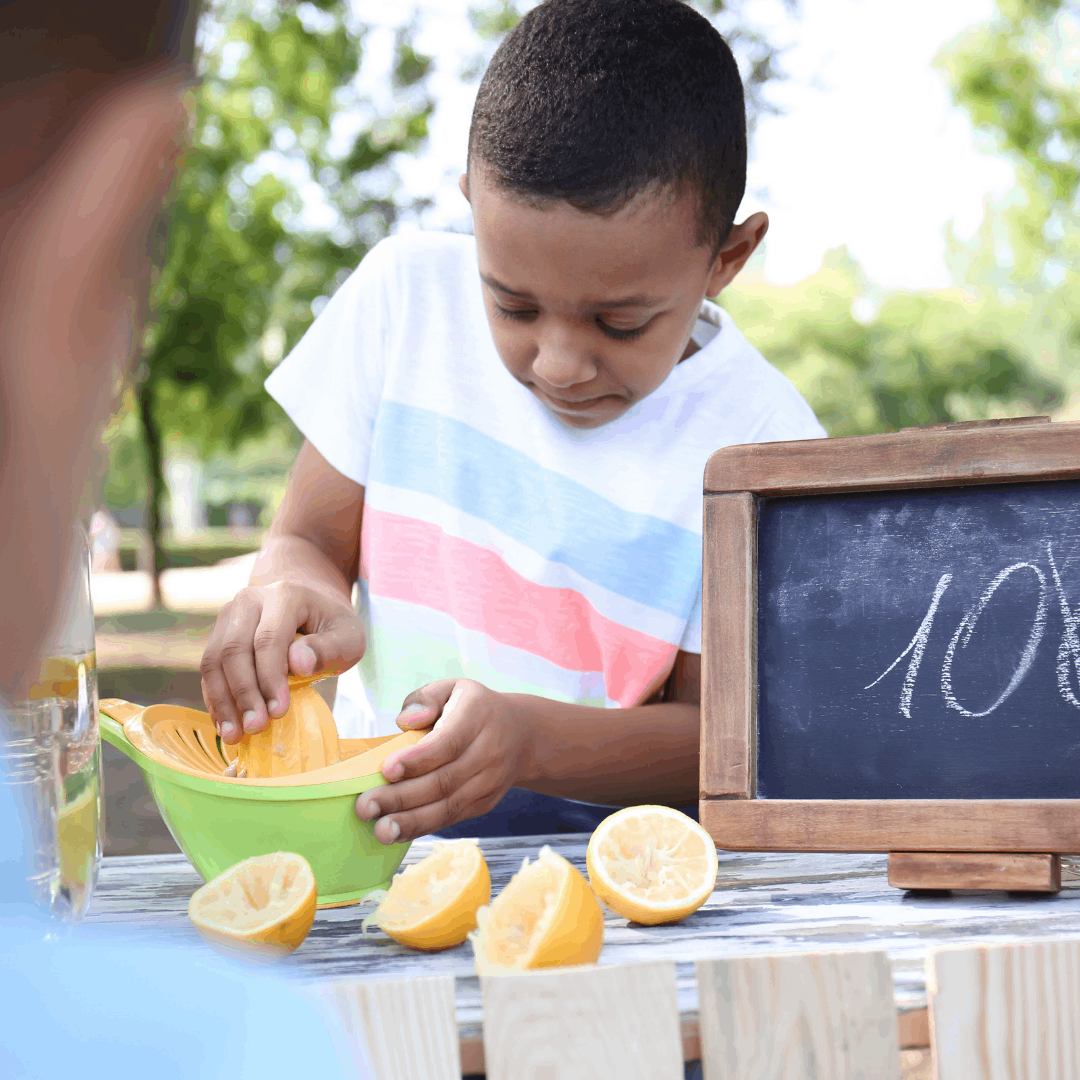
[458,172,470,203]
[706,211,768,298]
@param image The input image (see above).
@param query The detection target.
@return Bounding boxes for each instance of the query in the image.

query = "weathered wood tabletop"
[86,837,1080,1073]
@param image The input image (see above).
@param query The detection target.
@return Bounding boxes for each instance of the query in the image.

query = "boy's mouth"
[534,388,624,415]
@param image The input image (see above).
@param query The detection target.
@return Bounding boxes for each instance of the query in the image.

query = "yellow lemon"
[586,805,717,925]
[188,851,317,959]
[236,674,341,778]
[366,839,490,951]
[57,784,99,889]
[469,845,603,974]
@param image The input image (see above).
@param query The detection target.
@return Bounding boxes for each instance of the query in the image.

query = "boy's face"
[464,166,767,429]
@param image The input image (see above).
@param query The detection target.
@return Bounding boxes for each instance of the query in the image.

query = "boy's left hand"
[354,680,529,843]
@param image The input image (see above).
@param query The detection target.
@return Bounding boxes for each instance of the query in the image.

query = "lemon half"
[369,839,490,951]
[586,805,717,925]
[469,845,603,974]
[188,851,317,959]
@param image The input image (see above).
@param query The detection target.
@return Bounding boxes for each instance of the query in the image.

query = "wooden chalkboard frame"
[700,418,1080,853]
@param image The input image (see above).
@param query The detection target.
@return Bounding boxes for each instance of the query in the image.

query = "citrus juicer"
[99,677,428,907]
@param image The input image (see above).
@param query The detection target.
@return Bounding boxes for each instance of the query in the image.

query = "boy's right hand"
[199,581,365,743]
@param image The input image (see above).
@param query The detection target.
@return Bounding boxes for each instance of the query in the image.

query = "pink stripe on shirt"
[360,508,677,706]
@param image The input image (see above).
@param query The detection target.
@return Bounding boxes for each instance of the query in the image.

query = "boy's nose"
[532,323,599,388]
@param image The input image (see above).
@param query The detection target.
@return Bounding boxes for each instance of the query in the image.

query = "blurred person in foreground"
[0,3,358,1075]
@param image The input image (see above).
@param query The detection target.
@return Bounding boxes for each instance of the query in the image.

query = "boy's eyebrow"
[480,273,664,309]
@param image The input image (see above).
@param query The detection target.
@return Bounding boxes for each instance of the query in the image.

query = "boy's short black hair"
[468,0,747,252]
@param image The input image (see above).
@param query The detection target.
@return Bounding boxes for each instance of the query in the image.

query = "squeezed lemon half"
[366,839,491,951]
[586,805,717,925]
[188,851,317,959]
[469,845,604,974]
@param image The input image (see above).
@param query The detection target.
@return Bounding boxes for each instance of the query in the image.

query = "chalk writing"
[864,573,952,719]
[867,544,1074,718]
[942,562,1047,717]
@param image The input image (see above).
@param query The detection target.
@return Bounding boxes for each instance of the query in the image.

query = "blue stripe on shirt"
[368,401,701,618]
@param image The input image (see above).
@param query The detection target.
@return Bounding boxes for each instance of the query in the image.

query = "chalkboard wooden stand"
[700,417,1080,893]
[887,851,1061,892]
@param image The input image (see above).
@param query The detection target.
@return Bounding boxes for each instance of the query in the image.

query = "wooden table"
[86,837,1080,1075]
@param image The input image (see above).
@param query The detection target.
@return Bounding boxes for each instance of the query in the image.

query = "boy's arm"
[356,654,702,843]
[200,440,367,742]
[519,650,701,805]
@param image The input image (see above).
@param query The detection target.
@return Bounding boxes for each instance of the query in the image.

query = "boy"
[199,0,825,844]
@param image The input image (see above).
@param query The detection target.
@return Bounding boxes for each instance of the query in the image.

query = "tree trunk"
[136,375,166,609]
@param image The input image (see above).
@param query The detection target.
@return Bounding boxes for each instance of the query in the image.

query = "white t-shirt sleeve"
[264,238,396,487]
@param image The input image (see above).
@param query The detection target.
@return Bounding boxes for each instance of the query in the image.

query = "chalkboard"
[757,480,1080,799]
[698,420,1080,855]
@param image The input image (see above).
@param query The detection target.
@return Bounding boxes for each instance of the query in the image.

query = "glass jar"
[1,523,100,925]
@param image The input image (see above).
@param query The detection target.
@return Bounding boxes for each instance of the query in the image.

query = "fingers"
[381,718,465,783]
[201,582,365,744]
[382,683,475,780]
[356,767,505,844]
[290,613,367,680]
[217,588,285,737]
[355,680,513,842]
[202,593,265,742]
[251,583,306,719]
[394,680,460,734]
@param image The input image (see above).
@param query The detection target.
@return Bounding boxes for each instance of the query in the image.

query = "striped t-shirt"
[265,231,825,737]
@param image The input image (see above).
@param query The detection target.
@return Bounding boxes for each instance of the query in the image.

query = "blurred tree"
[723,250,1063,436]
[937,0,1080,387]
[135,0,432,603]
[722,0,1076,436]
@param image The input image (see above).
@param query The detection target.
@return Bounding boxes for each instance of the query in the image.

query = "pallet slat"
[696,950,901,1080]
[320,974,461,1080]
[928,939,1080,1080]
[481,961,683,1080]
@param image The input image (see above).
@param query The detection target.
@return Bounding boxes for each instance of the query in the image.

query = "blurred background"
[94,0,1079,867]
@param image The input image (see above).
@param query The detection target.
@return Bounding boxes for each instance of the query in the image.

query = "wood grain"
[90,845,1080,1070]
[696,950,901,1080]
[903,416,1049,434]
[888,853,1062,893]
[928,939,1080,1079]
[481,961,683,1080]
[701,800,1080,853]
[701,492,756,800]
[320,974,461,1080]
[703,421,1080,496]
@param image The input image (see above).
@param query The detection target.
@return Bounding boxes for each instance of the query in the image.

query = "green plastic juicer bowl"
[100,702,412,908]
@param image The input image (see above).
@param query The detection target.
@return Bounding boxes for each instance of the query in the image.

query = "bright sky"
[353,0,1017,291]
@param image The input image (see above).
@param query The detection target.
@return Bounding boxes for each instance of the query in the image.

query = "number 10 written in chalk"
[865,541,1080,719]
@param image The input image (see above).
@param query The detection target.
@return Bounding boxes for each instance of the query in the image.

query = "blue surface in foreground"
[0,761,362,1079]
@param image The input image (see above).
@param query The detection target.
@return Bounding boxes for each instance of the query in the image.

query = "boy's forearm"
[511,696,700,806]
[249,531,355,602]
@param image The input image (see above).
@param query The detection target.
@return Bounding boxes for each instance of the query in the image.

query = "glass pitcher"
[1,523,100,925]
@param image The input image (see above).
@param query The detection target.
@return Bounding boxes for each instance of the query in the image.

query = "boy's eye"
[493,303,536,322]
[597,318,649,342]
[492,301,650,342]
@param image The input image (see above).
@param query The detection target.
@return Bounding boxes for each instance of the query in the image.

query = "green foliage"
[98,394,148,513]
[722,250,1063,436]
[142,0,433,453]
[940,0,1079,202]
[937,0,1080,385]
[722,0,1077,436]
[128,0,434,595]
